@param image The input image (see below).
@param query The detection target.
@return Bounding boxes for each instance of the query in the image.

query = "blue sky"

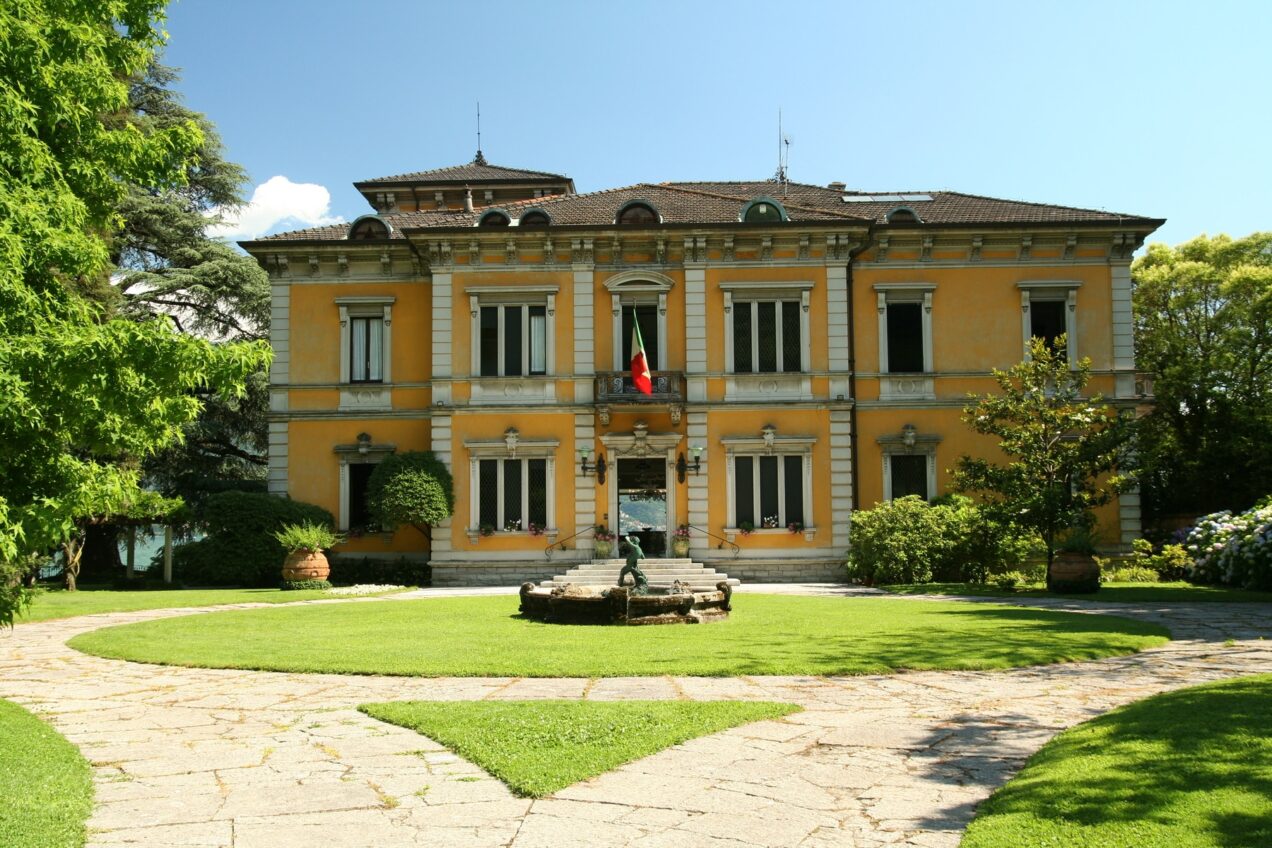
[167,0,1270,247]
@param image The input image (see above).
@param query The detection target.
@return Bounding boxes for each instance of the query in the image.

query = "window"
[885,303,924,373]
[479,305,547,377]
[349,316,383,382]
[477,458,547,531]
[348,463,376,529]
[733,455,805,529]
[616,202,658,226]
[874,284,934,376]
[885,206,922,224]
[467,286,557,384]
[519,210,550,227]
[732,300,802,373]
[740,197,787,223]
[1018,282,1080,365]
[478,210,510,227]
[348,216,390,240]
[620,304,659,370]
[889,454,928,500]
[336,296,394,388]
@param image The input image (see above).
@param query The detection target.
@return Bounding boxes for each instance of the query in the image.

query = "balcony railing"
[594,371,685,404]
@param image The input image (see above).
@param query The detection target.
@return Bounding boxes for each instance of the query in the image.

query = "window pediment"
[604,270,675,294]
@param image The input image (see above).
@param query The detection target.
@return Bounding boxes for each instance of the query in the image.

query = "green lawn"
[361,700,800,797]
[20,586,406,623]
[69,594,1169,677]
[0,699,92,848]
[881,581,1272,603]
[962,675,1272,848]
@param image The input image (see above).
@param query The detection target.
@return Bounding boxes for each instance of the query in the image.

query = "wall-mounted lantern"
[579,446,607,485]
[675,444,704,484]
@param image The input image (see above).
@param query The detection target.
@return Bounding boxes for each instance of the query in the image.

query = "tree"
[62,491,183,591]
[952,337,1133,584]
[1133,233,1272,520]
[367,452,455,542]
[0,0,269,617]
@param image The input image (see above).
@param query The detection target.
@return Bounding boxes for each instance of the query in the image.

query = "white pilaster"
[685,268,707,402]
[573,269,594,401]
[826,265,850,400]
[430,413,453,554]
[431,272,453,404]
[267,422,288,495]
[1111,262,1136,397]
[686,411,710,556]
[573,413,596,553]
[829,409,854,549]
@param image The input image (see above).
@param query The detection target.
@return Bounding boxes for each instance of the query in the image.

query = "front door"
[616,458,668,557]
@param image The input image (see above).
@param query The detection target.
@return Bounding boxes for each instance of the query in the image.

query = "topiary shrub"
[163,492,335,586]
[367,451,454,540]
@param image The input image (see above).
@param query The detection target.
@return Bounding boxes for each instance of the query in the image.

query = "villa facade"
[242,156,1162,585]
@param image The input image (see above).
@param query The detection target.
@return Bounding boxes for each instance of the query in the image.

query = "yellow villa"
[241,154,1162,585]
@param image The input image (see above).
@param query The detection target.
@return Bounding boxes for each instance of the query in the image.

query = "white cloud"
[208,175,344,241]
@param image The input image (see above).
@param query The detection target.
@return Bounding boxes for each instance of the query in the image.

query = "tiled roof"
[248,179,1162,243]
[357,156,570,186]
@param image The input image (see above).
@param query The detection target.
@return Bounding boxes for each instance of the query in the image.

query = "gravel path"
[2,586,1269,848]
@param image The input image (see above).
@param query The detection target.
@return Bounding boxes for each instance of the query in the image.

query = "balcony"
[594,371,685,424]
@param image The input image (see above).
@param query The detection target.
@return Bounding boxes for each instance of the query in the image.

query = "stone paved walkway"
[2,586,1270,848]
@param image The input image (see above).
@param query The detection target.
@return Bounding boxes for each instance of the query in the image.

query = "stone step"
[546,557,739,588]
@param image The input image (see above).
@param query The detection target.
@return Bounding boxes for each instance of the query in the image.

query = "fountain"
[519,534,733,625]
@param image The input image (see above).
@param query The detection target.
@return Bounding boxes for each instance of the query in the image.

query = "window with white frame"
[1018,281,1079,365]
[723,426,815,533]
[874,284,934,374]
[878,428,941,503]
[465,432,557,537]
[468,286,557,378]
[722,282,812,374]
[337,296,394,385]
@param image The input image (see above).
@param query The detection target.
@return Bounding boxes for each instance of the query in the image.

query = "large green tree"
[953,338,1133,583]
[1133,233,1272,520]
[0,0,269,608]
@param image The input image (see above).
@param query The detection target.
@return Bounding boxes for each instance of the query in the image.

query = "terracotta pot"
[282,550,330,582]
[1049,551,1099,593]
[671,538,690,557]
[593,540,613,559]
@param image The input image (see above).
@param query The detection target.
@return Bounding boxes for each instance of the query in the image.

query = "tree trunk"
[62,534,85,592]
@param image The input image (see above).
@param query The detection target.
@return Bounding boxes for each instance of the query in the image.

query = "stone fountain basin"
[519,581,732,625]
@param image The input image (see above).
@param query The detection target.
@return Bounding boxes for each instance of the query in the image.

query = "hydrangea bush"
[1185,498,1272,589]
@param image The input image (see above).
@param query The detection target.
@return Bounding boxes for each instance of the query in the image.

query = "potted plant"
[1050,522,1101,593]
[671,524,691,557]
[274,521,343,583]
[762,515,780,529]
[787,521,805,535]
[528,522,544,537]
[593,525,615,558]
[503,518,522,532]
[738,520,755,537]
[478,522,495,537]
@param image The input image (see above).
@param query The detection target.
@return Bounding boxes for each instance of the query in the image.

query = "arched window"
[348,216,390,240]
[519,210,551,228]
[886,206,922,224]
[616,201,659,226]
[740,197,787,223]
[478,210,511,227]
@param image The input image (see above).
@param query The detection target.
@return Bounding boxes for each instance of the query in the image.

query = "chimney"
[463,187,474,213]
[827,181,846,191]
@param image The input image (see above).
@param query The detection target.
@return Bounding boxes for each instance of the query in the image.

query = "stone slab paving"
[1,588,1270,847]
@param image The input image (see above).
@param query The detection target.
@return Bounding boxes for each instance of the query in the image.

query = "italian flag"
[630,317,653,395]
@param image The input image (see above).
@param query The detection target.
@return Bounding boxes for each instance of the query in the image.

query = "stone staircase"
[542,558,740,589]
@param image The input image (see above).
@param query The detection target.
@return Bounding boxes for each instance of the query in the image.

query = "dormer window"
[348,215,390,240]
[740,197,788,224]
[886,206,922,224]
[616,201,659,226]
[518,210,551,228]
[478,210,511,227]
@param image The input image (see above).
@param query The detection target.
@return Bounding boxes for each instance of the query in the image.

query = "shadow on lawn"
[918,677,1272,845]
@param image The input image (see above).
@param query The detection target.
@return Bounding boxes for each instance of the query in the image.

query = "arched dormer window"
[616,201,659,226]
[478,209,511,227]
[518,209,551,228]
[348,215,391,240]
[739,197,788,224]
[886,206,922,224]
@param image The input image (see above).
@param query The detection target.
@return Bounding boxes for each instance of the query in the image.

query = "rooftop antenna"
[772,109,790,195]
[474,101,486,165]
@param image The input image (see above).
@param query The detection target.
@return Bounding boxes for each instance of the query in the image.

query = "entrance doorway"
[616,458,668,557]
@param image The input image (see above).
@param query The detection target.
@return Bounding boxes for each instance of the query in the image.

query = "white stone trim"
[826,265,850,400]
[829,409,853,547]
[1018,280,1081,365]
[333,440,395,532]
[611,293,668,371]
[723,291,811,378]
[878,430,942,502]
[685,268,707,402]
[429,413,453,554]
[267,421,288,495]
[431,273,453,405]
[466,452,557,541]
[874,283,934,376]
[335,296,394,387]
[269,283,290,388]
[686,411,709,555]
[723,449,814,534]
[573,413,597,551]
[468,297,556,378]
[1110,263,1136,397]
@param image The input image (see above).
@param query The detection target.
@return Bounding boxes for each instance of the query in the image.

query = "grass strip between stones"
[68,594,1169,678]
[962,674,1272,848]
[360,699,801,797]
[0,699,93,848]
